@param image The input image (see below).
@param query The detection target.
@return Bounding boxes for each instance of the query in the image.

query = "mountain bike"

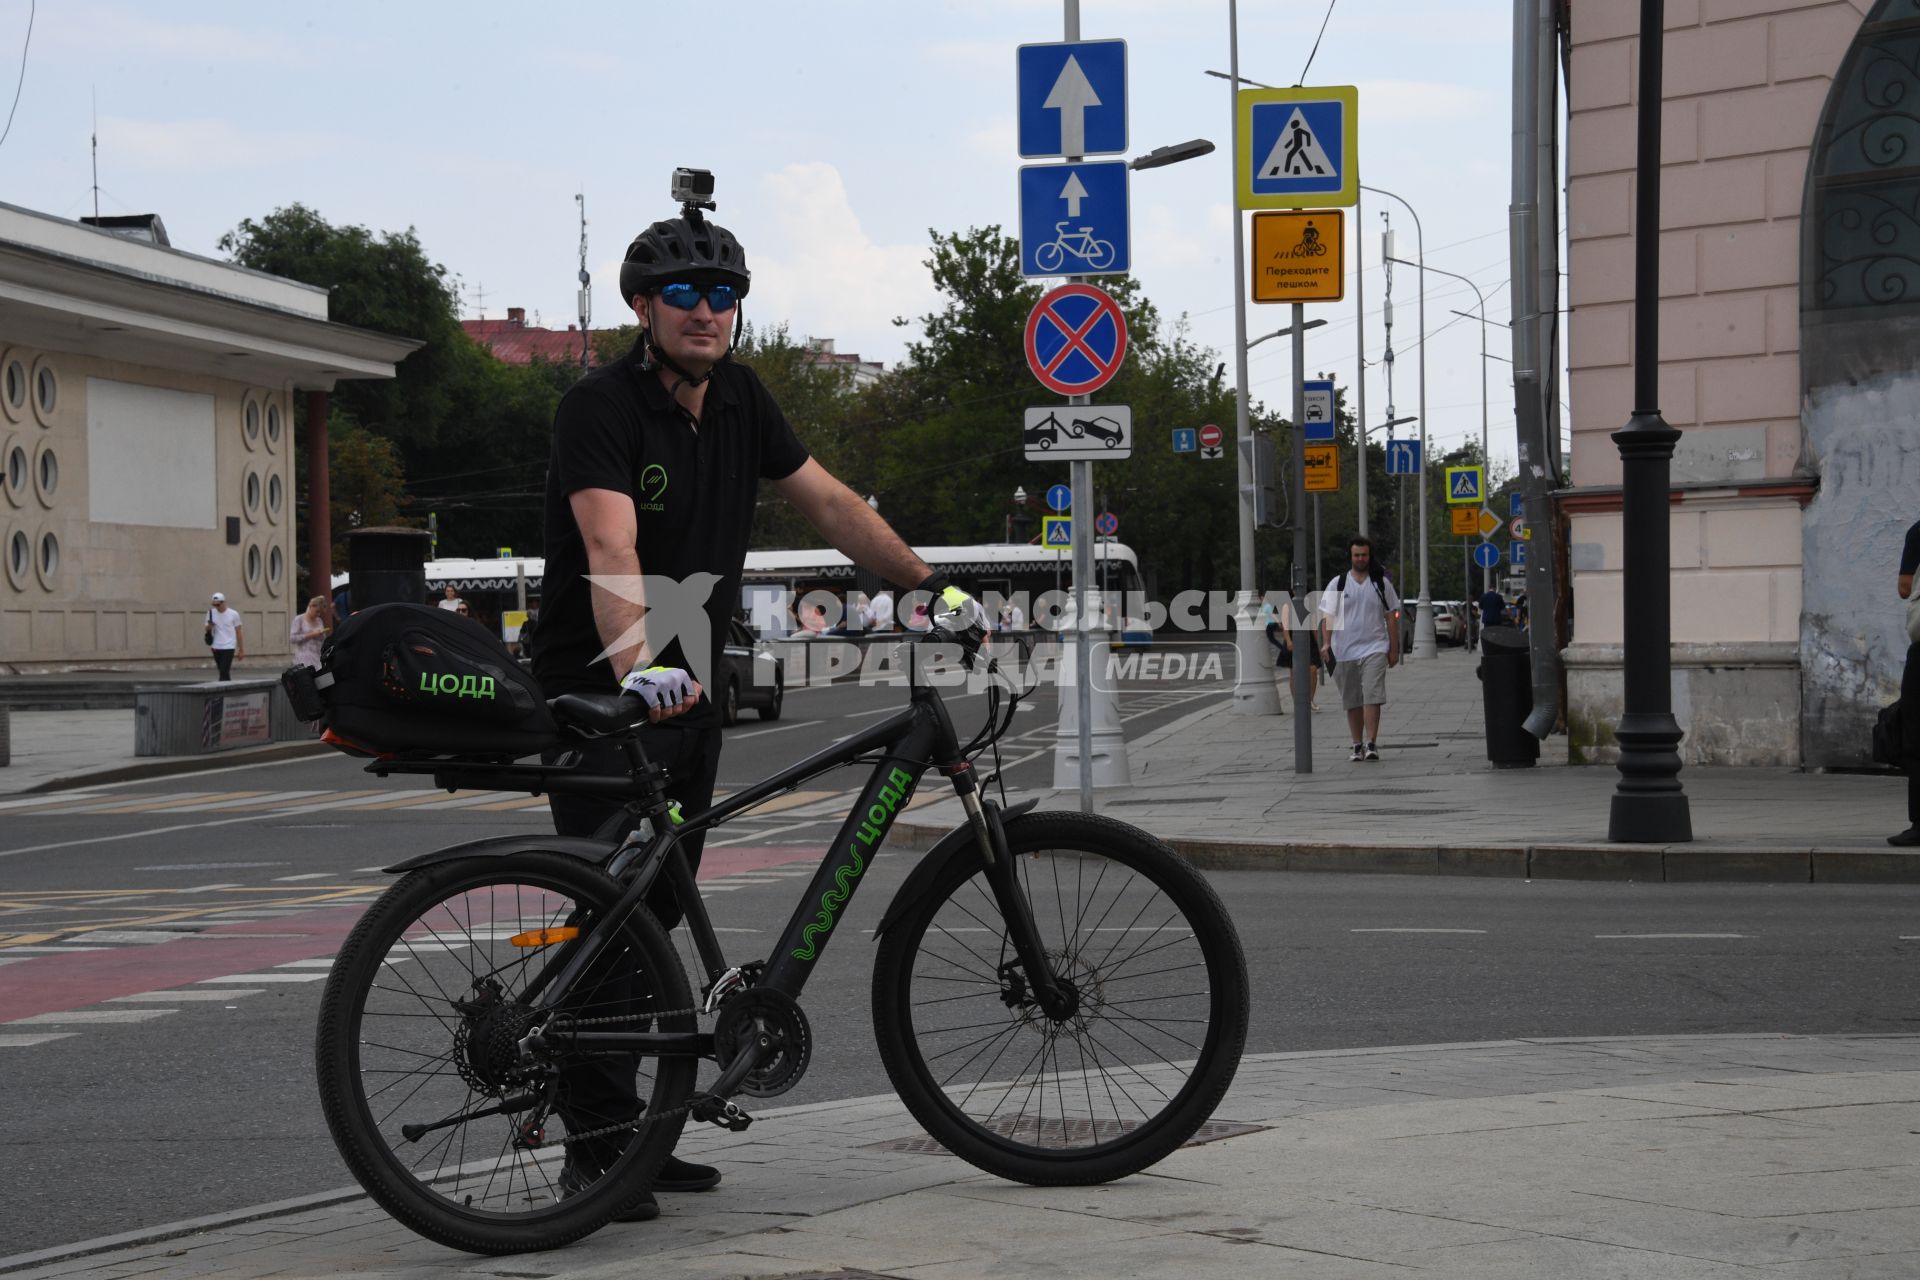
[313,623,1249,1255]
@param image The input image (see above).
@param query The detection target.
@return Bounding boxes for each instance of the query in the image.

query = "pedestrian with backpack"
[1318,535,1402,761]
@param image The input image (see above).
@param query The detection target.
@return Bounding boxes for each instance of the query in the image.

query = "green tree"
[327,420,409,568]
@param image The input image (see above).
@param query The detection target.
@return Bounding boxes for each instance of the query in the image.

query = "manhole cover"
[863,1117,1265,1156]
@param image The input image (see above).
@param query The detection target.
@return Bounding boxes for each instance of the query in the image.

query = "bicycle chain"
[534,1006,704,1146]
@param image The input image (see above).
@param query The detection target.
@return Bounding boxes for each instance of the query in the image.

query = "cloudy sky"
[0,0,1546,468]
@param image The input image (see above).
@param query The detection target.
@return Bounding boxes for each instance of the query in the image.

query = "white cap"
[211,592,226,602]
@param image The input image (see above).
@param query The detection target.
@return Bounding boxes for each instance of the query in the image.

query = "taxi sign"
[1450,508,1478,536]
[1250,210,1343,303]
[1236,85,1359,209]
[1445,465,1483,505]
[1478,508,1501,538]
[1303,443,1340,493]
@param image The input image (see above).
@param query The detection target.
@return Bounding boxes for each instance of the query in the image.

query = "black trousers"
[544,721,721,1169]
[212,649,235,681]
[1903,644,1920,825]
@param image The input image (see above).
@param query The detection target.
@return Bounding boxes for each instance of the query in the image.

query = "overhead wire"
[0,0,33,152]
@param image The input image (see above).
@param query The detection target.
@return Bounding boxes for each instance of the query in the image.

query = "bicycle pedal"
[690,1095,753,1133]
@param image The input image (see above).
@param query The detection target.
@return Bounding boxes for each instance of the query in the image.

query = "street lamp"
[1248,319,1326,351]
[1609,0,1692,843]
[1132,139,1215,170]
[1364,184,1435,662]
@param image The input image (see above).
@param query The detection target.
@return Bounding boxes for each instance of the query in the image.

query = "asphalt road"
[3,676,1919,1255]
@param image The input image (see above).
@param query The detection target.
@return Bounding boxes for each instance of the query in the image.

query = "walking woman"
[289,596,331,670]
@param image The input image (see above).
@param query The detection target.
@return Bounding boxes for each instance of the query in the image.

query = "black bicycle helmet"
[618,214,751,305]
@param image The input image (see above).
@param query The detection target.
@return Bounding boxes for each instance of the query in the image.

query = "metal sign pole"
[1063,0,1094,813]
[1291,302,1313,772]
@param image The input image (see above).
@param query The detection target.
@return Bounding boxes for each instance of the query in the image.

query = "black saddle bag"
[282,603,562,759]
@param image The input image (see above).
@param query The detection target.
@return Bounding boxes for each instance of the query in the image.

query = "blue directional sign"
[1474,543,1501,570]
[1385,438,1422,476]
[1237,86,1359,209]
[1510,491,1525,518]
[1510,540,1528,568]
[1046,483,1073,512]
[1020,161,1130,277]
[1172,427,1197,454]
[1017,40,1127,159]
[1302,379,1336,440]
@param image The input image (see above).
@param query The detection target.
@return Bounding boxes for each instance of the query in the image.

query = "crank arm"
[400,1092,540,1143]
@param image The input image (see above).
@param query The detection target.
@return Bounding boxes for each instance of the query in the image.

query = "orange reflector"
[508,927,580,948]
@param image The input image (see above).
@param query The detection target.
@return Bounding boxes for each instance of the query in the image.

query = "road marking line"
[726,720,818,739]
[109,990,264,1002]
[274,959,338,968]
[272,873,336,882]
[708,820,822,848]
[196,973,329,984]
[469,796,555,812]
[0,944,107,953]
[0,791,110,812]
[74,791,257,816]
[328,789,456,811]
[0,1033,78,1047]
[1593,933,1750,939]
[7,1009,176,1024]
[738,789,841,817]
[167,791,329,813]
[67,931,198,944]
[1350,928,1489,934]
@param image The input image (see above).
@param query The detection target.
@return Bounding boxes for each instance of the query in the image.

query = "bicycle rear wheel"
[315,853,696,1254]
[872,811,1248,1185]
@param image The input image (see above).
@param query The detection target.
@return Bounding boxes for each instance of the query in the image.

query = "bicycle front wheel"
[872,811,1248,1185]
[315,853,697,1254]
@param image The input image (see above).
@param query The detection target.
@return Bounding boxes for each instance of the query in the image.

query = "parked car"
[1431,601,1463,646]
[719,618,784,726]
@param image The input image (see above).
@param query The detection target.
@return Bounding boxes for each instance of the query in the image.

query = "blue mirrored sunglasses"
[657,281,739,312]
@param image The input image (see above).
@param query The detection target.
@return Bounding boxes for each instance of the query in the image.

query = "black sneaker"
[654,1154,722,1192]
[559,1157,659,1223]
[1364,741,1380,761]
[1889,827,1920,847]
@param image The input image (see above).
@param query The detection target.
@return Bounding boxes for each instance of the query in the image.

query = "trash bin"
[1479,625,1539,768]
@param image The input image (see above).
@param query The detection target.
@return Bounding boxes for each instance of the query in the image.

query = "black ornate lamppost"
[1609,0,1693,843]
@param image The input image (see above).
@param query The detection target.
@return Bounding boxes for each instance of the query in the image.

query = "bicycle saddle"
[548,691,648,737]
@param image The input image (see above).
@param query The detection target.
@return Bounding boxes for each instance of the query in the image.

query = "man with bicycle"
[533,174,965,1220]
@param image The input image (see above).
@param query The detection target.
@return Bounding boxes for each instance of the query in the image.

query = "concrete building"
[0,203,418,670]
[1563,0,1905,768]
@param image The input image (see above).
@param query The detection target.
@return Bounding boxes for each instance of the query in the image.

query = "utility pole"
[1353,190,1368,538]
[1365,184,1435,660]
[575,192,592,369]
[1227,0,1280,717]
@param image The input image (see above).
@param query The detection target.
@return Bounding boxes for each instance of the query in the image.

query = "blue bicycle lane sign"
[1020,161,1130,278]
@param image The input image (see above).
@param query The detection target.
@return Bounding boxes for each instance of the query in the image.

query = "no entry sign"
[1025,283,1129,396]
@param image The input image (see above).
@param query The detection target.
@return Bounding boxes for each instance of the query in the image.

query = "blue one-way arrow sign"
[1018,40,1127,158]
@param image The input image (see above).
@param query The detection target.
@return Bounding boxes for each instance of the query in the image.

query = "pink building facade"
[1564,0,1905,767]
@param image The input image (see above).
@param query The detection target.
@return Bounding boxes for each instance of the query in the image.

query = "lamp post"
[1363,184,1435,661]
[1609,0,1692,843]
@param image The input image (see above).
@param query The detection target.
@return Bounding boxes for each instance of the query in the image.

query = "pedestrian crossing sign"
[1237,85,1359,210]
[1042,515,1072,548]
[1445,465,1483,505]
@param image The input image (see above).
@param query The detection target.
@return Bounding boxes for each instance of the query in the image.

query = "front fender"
[383,833,619,875]
[873,799,1039,939]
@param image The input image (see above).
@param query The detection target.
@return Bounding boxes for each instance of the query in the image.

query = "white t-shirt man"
[869,591,896,632]
[208,605,244,650]
[1322,570,1402,662]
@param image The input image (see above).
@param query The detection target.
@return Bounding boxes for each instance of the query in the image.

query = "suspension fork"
[955,773,1073,1019]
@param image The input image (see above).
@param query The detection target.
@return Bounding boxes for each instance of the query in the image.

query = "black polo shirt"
[534,341,809,720]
